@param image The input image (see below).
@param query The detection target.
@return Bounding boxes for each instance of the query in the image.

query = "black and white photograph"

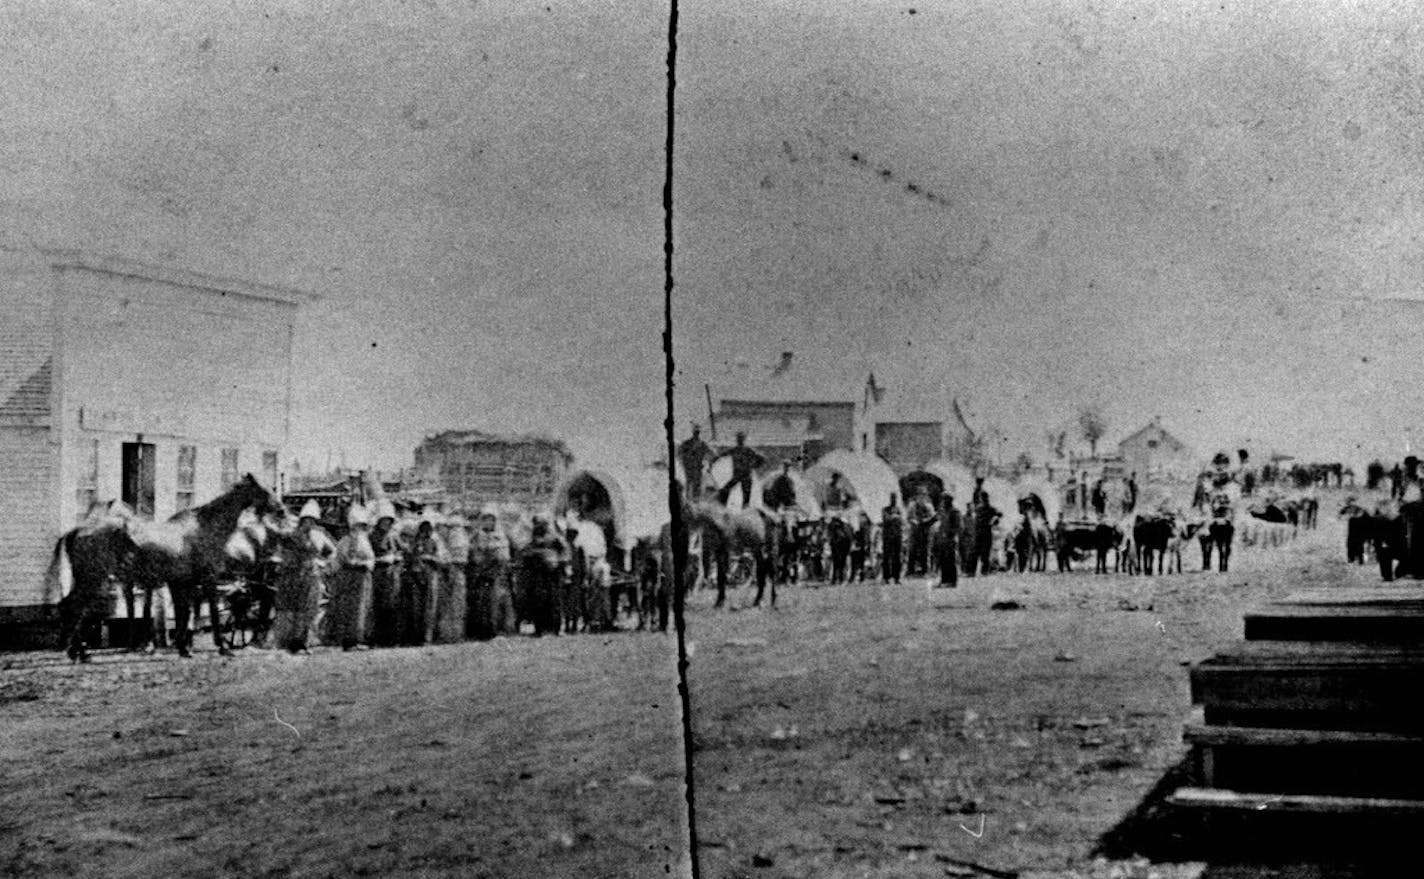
[4,1,1424,877]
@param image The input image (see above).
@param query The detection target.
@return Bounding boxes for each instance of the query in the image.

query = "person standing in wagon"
[368,499,404,648]
[434,514,470,643]
[271,500,337,654]
[325,504,375,651]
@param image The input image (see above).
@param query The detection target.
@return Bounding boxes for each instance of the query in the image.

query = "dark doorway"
[121,441,156,519]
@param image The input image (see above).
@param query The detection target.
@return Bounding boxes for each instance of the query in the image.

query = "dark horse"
[48,474,291,660]
[683,501,776,608]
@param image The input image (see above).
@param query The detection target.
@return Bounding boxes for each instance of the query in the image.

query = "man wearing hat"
[827,510,854,584]
[325,504,375,650]
[880,494,904,584]
[677,424,714,502]
[714,431,766,508]
[906,485,937,577]
[934,492,962,588]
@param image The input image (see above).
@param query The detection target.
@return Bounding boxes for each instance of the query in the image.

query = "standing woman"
[271,500,337,654]
[468,505,514,639]
[402,511,449,645]
[435,514,470,643]
[368,499,403,648]
[326,504,375,651]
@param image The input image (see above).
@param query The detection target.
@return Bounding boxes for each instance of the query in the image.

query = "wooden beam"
[1168,786,1424,815]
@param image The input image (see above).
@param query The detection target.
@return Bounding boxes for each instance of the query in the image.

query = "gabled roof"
[1117,419,1189,452]
[0,356,52,419]
[0,300,52,422]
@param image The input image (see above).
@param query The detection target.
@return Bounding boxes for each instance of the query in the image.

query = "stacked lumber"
[1169,587,1424,820]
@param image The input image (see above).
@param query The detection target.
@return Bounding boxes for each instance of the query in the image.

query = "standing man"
[827,512,853,584]
[764,460,799,512]
[934,493,962,588]
[971,493,1000,576]
[824,473,853,512]
[715,431,766,508]
[850,509,872,583]
[880,494,904,584]
[522,512,568,636]
[906,485,937,576]
[677,423,715,502]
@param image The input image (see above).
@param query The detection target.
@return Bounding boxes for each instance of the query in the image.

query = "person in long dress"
[325,504,375,651]
[434,514,469,643]
[467,505,514,639]
[402,512,449,645]
[368,499,404,648]
[270,500,337,654]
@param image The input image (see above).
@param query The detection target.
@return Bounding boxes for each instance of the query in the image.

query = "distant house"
[863,374,979,474]
[413,430,574,514]
[1116,417,1195,483]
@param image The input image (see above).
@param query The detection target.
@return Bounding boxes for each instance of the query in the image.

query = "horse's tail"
[44,530,76,604]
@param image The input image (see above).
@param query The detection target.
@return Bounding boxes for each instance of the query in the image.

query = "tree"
[1077,405,1108,457]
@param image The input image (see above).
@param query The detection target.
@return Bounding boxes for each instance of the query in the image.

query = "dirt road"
[687,517,1377,878]
[1,632,689,878]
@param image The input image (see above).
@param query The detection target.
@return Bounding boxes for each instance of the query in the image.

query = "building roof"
[712,350,869,405]
[1117,418,1189,454]
[0,293,51,422]
[420,429,574,458]
[43,249,318,307]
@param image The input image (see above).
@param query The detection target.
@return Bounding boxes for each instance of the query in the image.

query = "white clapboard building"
[0,248,314,646]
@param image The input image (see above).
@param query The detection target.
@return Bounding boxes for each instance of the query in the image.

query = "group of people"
[254,498,619,655]
[1342,454,1424,582]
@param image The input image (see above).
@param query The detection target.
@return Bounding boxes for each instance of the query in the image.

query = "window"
[121,442,156,519]
[261,450,279,492]
[221,448,239,489]
[176,445,197,511]
[1147,440,1159,450]
[75,439,100,523]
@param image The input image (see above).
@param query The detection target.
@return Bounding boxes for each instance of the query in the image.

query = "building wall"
[1,258,301,622]
[874,422,943,473]
[0,427,55,614]
[718,400,856,453]
[53,265,294,530]
[415,439,572,513]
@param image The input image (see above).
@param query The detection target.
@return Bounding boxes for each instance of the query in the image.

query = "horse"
[48,504,140,662]
[1013,508,1050,572]
[50,474,293,660]
[683,501,776,608]
[1133,513,1174,576]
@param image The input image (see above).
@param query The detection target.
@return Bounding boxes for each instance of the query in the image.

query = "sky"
[4,0,1424,472]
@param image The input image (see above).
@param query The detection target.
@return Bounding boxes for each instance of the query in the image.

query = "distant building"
[413,430,574,514]
[863,374,980,474]
[712,352,860,468]
[0,249,313,645]
[1116,417,1195,483]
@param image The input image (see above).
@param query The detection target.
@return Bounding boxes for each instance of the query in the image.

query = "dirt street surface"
[687,511,1394,879]
[1,633,689,878]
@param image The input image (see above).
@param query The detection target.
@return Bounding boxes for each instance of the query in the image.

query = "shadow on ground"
[1095,757,1418,878]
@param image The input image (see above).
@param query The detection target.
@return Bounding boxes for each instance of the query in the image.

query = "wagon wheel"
[214,583,252,651]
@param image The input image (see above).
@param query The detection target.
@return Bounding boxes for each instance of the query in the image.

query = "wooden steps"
[1171,587,1424,825]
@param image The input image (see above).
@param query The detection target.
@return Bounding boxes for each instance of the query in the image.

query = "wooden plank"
[1184,724,1424,747]
[1244,606,1424,643]
[1275,588,1424,607]
[1197,640,1424,665]
[1168,786,1424,815]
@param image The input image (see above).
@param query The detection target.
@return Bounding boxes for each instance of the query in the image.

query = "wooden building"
[412,429,574,515]
[0,249,313,645]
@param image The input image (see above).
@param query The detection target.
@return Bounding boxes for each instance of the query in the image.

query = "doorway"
[121,441,156,519]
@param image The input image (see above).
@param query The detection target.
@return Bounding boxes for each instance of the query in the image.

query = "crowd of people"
[250,498,630,655]
[1341,454,1424,583]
